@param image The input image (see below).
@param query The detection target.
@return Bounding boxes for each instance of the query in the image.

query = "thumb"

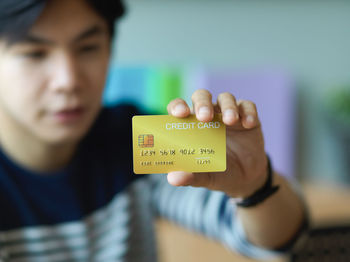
[167,171,214,188]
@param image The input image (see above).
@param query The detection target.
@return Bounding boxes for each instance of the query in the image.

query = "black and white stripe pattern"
[0,176,282,261]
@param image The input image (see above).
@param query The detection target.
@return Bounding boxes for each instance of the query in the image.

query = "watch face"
[291,224,350,262]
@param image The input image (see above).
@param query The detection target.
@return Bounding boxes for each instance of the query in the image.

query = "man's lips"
[53,107,85,123]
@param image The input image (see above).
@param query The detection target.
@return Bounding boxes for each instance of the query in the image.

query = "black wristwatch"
[232,155,280,208]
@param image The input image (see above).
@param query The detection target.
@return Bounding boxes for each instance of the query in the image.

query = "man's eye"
[79,44,100,53]
[23,50,47,60]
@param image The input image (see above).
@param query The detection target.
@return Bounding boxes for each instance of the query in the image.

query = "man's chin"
[41,126,90,146]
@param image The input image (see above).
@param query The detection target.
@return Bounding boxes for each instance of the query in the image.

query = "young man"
[0,0,307,261]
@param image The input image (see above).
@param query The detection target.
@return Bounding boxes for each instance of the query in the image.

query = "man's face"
[0,0,111,145]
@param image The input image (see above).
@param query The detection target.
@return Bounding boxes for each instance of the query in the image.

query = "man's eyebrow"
[10,24,106,46]
[72,25,107,43]
[16,35,54,46]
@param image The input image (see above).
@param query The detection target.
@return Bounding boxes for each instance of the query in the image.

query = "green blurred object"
[324,85,350,182]
[326,86,350,125]
[145,67,183,114]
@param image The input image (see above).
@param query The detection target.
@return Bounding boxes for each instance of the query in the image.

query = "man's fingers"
[167,92,259,130]
[191,89,214,122]
[237,100,260,129]
[217,92,240,126]
[167,98,191,117]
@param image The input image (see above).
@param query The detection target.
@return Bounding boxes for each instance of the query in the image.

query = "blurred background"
[105,0,350,186]
[103,1,350,260]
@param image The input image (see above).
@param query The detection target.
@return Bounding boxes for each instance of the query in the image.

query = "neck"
[0,118,78,174]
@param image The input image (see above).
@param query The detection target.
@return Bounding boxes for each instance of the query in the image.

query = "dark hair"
[0,0,125,43]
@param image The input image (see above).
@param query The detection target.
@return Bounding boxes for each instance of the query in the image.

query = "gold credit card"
[132,115,226,174]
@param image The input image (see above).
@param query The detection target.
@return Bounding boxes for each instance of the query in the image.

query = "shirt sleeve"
[148,174,296,260]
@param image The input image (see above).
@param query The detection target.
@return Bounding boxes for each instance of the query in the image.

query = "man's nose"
[49,53,80,93]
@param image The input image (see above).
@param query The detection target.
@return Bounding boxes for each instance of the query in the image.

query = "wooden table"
[156,182,350,262]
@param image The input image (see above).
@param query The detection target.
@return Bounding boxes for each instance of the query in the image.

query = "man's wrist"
[231,155,280,208]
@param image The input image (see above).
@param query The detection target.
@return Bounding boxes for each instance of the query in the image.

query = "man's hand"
[166,89,268,198]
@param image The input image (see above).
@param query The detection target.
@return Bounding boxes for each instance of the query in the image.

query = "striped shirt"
[0,105,283,261]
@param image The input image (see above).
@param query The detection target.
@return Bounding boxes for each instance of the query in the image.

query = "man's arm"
[237,172,306,249]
